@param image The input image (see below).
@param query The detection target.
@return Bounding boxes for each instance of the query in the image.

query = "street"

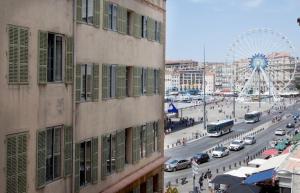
[164,100,299,188]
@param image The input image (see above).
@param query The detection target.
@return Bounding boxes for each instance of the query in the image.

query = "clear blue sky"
[166,0,300,62]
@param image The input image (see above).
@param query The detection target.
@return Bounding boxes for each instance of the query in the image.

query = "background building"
[165,69,180,92]
[0,0,166,193]
[165,60,203,92]
[204,72,216,94]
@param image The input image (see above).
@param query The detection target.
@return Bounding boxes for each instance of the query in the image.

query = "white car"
[244,136,256,145]
[229,139,245,151]
[212,147,230,158]
[275,129,286,136]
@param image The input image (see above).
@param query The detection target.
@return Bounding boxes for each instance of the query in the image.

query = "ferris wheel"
[226,28,297,102]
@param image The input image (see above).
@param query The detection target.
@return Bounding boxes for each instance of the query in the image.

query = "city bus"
[207,119,234,137]
[244,111,262,123]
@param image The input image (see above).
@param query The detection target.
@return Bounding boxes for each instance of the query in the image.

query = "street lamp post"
[232,57,236,119]
[203,46,207,130]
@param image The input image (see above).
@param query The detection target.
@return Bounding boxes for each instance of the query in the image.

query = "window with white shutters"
[8,25,28,85]
[6,132,28,193]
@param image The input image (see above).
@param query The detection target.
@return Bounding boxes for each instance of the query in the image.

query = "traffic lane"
[164,117,294,182]
[165,116,272,159]
[165,103,299,159]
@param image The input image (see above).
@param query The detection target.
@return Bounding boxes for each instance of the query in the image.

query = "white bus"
[207,119,234,137]
[244,111,262,123]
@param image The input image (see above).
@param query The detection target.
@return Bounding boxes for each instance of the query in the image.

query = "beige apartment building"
[0,0,166,193]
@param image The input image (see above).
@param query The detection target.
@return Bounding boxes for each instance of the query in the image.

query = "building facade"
[204,62,225,91]
[0,0,166,193]
[165,69,179,92]
[165,60,203,91]
[204,72,215,94]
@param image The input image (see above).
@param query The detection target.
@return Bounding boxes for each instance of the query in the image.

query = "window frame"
[105,133,116,174]
[141,16,148,38]
[80,64,93,101]
[140,125,146,158]
[79,139,92,187]
[153,122,158,152]
[82,0,94,24]
[108,3,118,31]
[45,126,62,183]
[47,33,65,83]
[109,65,117,98]
[142,68,147,95]
[126,10,133,35]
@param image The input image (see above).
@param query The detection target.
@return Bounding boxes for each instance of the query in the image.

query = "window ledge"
[77,21,98,28]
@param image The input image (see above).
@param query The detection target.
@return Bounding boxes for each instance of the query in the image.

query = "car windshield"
[231,141,241,145]
[168,160,178,164]
[215,147,225,151]
[245,137,253,140]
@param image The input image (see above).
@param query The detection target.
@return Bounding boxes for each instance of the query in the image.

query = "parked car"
[212,147,229,158]
[275,129,286,136]
[244,136,256,145]
[191,153,210,164]
[229,139,245,151]
[287,123,295,128]
[164,159,191,172]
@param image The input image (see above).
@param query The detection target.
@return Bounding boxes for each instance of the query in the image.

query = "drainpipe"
[72,0,77,193]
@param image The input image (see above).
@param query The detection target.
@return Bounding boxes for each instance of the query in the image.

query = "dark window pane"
[46,157,53,181]
[54,155,61,178]
[81,65,86,100]
[47,34,55,82]
[46,128,54,181]
[80,142,85,187]
[55,36,62,81]
[111,134,116,172]
[86,141,91,184]
[86,65,92,100]
[106,136,111,173]
[108,4,113,30]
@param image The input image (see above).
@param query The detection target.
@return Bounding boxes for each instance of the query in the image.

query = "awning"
[227,183,261,193]
[211,174,243,185]
[248,159,267,167]
[262,148,279,156]
[255,153,289,172]
[101,156,167,193]
[244,169,275,184]
[225,167,257,178]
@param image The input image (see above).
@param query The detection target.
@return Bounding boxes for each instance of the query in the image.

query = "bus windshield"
[245,114,256,120]
[207,124,218,133]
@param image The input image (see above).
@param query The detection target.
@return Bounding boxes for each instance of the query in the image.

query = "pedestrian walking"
[199,174,204,190]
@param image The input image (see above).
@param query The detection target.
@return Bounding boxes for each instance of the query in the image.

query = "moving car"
[229,139,245,151]
[191,153,210,164]
[286,123,295,128]
[212,147,229,158]
[244,136,256,145]
[164,159,191,172]
[275,129,286,136]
